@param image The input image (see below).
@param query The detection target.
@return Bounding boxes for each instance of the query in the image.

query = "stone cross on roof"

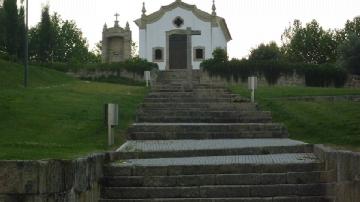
[114,13,120,27]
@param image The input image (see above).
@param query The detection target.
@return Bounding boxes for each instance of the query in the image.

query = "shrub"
[32,58,158,76]
[201,59,348,87]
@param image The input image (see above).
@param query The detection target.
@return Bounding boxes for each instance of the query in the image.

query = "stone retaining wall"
[314,145,360,202]
[0,152,118,202]
[66,69,144,82]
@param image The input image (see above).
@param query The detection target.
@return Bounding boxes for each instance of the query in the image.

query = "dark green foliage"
[201,58,347,87]
[302,63,348,87]
[32,57,158,77]
[16,6,25,61]
[337,34,360,75]
[29,6,100,64]
[249,42,282,61]
[212,48,228,62]
[35,5,54,62]
[282,19,338,64]
[2,0,18,56]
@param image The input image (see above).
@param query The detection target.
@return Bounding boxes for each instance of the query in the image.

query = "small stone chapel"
[101,14,132,63]
[135,0,232,70]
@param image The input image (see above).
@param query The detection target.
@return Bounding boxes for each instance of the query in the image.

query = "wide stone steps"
[100,197,334,202]
[127,123,288,140]
[102,171,333,187]
[116,139,312,159]
[141,103,257,110]
[100,71,333,201]
[101,183,334,199]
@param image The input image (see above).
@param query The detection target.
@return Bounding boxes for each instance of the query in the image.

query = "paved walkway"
[117,138,307,152]
[114,153,318,167]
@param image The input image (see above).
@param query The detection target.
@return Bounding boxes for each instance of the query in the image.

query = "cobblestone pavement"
[117,138,307,152]
[115,153,318,167]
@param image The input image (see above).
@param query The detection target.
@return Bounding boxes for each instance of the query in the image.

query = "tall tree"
[281,19,338,64]
[37,5,54,62]
[0,4,5,52]
[17,6,25,61]
[249,41,282,61]
[3,0,18,57]
[337,34,360,75]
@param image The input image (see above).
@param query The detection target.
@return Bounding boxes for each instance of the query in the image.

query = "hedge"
[201,59,348,87]
[32,57,158,76]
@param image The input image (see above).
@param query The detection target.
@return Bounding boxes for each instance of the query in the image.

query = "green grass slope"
[0,60,147,160]
[231,85,360,150]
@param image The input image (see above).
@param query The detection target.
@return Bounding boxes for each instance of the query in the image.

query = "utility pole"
[24,0,29,88]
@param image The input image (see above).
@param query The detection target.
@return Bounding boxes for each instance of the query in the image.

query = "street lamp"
[24,0,28,88]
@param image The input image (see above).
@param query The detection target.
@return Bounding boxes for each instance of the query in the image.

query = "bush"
[201,59,348,87]
[31,58,158,76]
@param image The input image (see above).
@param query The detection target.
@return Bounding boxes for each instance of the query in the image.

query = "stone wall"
[347,75,360,88]
[66,69,145,82]
[0,152,119,202]
[314,145,360,202]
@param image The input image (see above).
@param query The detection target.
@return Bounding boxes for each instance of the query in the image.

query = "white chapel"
[135,0,232,70]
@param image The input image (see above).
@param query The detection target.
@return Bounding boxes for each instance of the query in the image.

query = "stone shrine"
[102,13,132,63]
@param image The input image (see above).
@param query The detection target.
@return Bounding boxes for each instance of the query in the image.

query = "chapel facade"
[102,14,132,63]
[135,0,232,70]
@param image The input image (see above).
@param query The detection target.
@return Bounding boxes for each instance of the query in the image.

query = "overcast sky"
[27,0,360,59]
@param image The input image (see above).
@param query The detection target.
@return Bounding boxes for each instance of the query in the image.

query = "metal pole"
[24,0,29,88]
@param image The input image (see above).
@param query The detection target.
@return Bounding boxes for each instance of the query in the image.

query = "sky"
[26,0,360,59]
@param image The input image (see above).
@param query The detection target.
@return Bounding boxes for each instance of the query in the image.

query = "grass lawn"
[0,60,147,160]
[230,85,360,150]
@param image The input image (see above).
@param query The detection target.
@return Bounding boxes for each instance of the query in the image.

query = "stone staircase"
[100,70,335,202]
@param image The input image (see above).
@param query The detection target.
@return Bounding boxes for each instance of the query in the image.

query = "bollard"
[248,76,258,103]
[144,71,151,87]
[104,103,118,146]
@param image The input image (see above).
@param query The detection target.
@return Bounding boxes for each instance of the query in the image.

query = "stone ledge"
[0,152,113,202]
[313,144,360,202]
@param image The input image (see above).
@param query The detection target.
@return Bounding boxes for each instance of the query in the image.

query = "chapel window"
[153,47,164,62]
[194,47,205,61]
[173,17,184,28]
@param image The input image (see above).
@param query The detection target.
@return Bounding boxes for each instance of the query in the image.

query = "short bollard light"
[248,76,258,103]
[144,71,151,87]
[104,103,119,146]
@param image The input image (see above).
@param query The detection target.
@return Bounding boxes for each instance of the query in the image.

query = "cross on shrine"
[114,13,120,21]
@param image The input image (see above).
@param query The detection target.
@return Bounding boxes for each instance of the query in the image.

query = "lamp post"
[24,0,28,88]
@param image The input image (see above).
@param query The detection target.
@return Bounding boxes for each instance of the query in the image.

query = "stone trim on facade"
[134,0,232,41]
[165,28,193,70]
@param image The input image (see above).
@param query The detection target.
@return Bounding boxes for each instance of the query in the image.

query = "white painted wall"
[139,7,228,70]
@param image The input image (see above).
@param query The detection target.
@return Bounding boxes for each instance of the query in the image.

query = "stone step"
[137,110,267,117]
[104,153,322,176]
[141,103,257,110]
[102,171,334,187]
[146,93,238,99]
[99,196,335,202]
[115,139,312,159]
[127,123,288,140]
[101,183,334,199]
[143,98,234,103]
[136,114,272,123]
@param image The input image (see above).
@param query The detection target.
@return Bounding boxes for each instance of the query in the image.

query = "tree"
[212,48,228,62]
[3,0,18,57]
[337,34,360,75]
[0,5,6,53]
[281,19,338,64]
[37,5,54,62]
[249,41,282,61]
[16,6,25,61]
